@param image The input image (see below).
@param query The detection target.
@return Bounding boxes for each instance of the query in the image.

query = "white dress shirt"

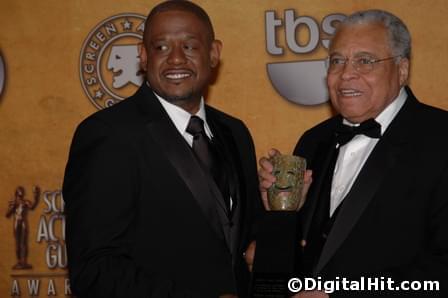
[330,87,408,216]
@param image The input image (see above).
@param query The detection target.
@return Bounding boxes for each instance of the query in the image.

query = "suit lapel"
[207,108,244,253]
[314,137,398,274]
[314,91,418,274]
[134,85,227,245]
[301,138,338,242]
[207,110,242,219]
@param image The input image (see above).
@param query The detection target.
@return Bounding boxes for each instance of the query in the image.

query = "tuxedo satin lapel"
[207,111,245,256]
[314,91,418,274]
[314,139,397,274]
[301,139,338,241]
[135,85,227,244]
[146,120,231,247]
[207,114,242,220]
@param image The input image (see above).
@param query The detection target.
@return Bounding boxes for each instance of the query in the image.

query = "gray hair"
[337,9,411,61]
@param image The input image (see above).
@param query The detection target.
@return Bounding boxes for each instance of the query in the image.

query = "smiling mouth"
[164,70,193,81]
[274,185,292,191]
[339,89,362,97]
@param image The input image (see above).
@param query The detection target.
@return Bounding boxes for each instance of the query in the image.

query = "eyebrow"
[329,51,377,57]
[150,33,202,42]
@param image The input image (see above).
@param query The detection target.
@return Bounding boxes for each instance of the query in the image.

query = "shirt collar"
[374,87,407,135]
[149,85,212,138]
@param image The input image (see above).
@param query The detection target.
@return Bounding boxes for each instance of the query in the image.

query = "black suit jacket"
[294,88,448,297]
[63,84,262,298]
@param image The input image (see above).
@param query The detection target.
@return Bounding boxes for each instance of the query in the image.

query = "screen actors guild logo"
[0,52,5,97]
[80,13,146,109]
[6,186,41,269]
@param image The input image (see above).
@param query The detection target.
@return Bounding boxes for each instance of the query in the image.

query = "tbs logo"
[265,10,346,105]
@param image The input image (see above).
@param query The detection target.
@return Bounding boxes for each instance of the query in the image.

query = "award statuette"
[251,155,307,297]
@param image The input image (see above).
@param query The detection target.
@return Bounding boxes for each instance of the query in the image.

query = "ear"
[398,57,410,86]
[209,39,222,68]
[138,42,148,71]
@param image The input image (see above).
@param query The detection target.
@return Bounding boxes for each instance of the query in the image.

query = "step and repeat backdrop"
[1,0,448,297]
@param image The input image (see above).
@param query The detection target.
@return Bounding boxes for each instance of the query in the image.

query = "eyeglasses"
[326,55,402,74]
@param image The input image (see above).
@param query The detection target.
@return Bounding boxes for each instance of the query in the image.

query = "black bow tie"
[335,118,381,146]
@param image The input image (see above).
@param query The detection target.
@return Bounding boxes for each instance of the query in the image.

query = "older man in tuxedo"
[256,9,448,298]
[63,1,261,297]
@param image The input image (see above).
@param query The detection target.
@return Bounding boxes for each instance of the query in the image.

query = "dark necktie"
[186,116,213,171]
[335,118,381,146]
[186,116,231,211]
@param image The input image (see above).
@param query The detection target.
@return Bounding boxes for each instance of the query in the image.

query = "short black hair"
[143,0,215,44]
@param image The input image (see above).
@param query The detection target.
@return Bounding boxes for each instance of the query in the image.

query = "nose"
[167,45,187,65]
[340,60,359,81]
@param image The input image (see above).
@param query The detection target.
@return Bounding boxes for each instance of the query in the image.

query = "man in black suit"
[63,1,261,297]
[255,9,448,298]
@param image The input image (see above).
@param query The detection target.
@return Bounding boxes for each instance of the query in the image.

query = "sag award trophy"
[251,154,307,297]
